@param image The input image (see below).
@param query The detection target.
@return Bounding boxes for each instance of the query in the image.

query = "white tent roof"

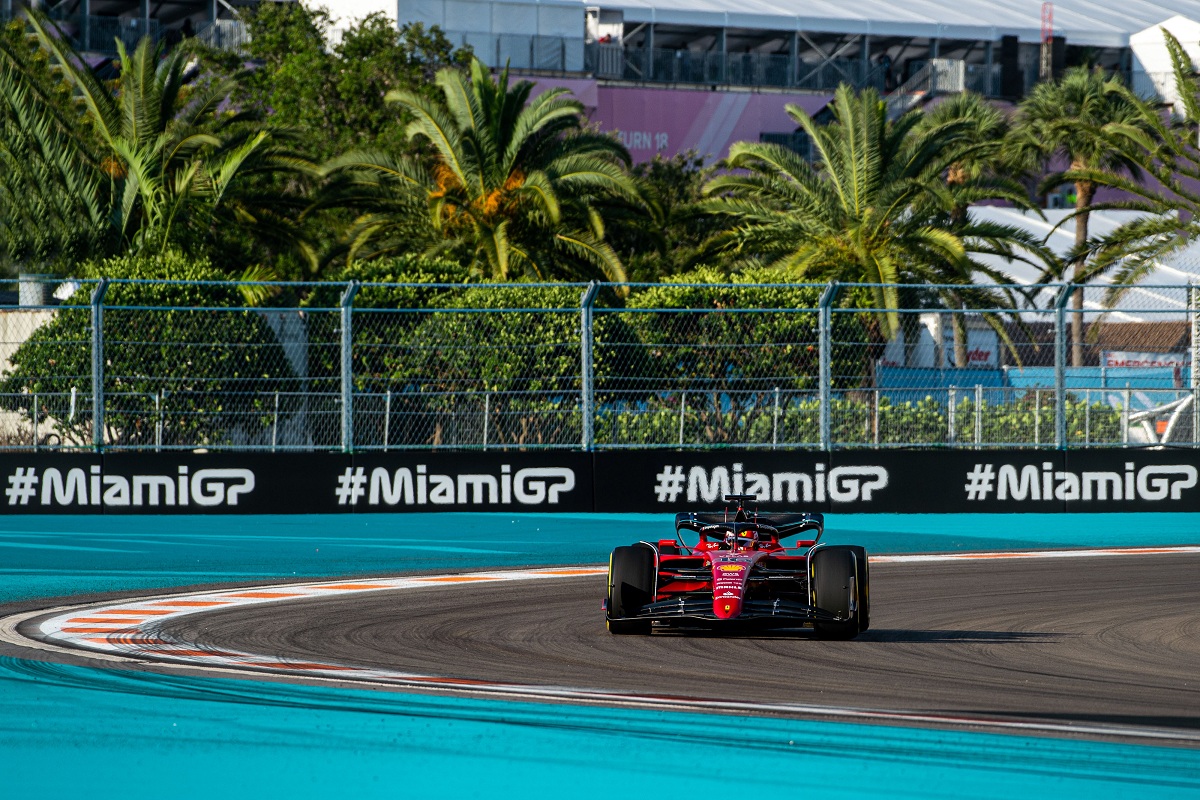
[1129,15,1200,106]
[583,0,1200,48]
[970,207,1200,321]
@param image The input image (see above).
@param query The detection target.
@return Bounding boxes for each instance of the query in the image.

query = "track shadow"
[650,628,1063,643]
[863,629,1065,644]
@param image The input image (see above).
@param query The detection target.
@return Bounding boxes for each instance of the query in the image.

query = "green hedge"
[0,252,295,447]
[594,394,1124,447]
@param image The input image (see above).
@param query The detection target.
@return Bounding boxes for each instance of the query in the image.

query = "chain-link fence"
[0,277,1196,451]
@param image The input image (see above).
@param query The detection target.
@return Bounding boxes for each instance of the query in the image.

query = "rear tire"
[607,545,655,635]
[848,545,870,632]
[811,545,867,640]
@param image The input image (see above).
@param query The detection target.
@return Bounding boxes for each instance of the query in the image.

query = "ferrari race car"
[604,494,869,638]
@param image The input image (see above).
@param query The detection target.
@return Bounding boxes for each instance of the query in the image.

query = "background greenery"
[0,6,1191,448]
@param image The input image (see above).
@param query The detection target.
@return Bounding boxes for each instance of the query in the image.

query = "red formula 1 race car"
[604,494,869,638]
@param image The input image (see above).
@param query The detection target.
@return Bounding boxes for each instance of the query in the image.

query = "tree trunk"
[953,311,968,368]
[1070,177,1095,368]
[945,176,970,367]
[949,201,968,230]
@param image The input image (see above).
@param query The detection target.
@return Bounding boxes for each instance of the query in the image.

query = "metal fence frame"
[1,279,1196,452]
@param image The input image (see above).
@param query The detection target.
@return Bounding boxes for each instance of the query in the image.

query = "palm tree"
[1011,66,1147,366]
[1060,31,1200,305]
[320,59,642,282]
[0,22,113,271]
[698,85,1042,342]
[3,11,316,267]
[917,92,1047,366]
[919,92,1032,227]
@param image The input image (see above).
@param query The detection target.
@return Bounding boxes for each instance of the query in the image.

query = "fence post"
[772,386,781,449]
[339,281,359,453]
[1122,385,1131,445]
[580,282,600,451]
[481,392,488,452]
[948,385,957,445]
[974,384,982,447]
[1085,388,1091,446]
[1054,284,1075,450]
[1034,388,1041,446]
[818,281,839,450]
[90,279,109,450]
[873,388,880,445]
[679,391,687,446]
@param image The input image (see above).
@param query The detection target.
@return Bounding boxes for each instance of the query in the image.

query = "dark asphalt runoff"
[156,553,1200,734]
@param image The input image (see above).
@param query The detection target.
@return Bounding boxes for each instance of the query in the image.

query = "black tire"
[607,545,655,635]
[848,545,870,632]
[810,545,866,640]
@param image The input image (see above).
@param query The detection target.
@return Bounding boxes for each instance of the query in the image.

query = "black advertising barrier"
[594,449,1200,513]
[830,450,1068,514]
[346,452,594,513]
[1062,449,1200,513]
[593,451,834,513]
[845,449,1200,513]
[0,453,104,515]
[0,451,593,514]
[0,453,353,515]
[99,453,353,515]
[591,450,1071,514]
[0,450,1196,514]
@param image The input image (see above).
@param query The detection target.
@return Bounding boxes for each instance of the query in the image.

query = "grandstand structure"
[1,0,249,55]
[9,0,1198,98]
[404,0,1200,95]
[9,0,1200,149]
[390,0,1200,160]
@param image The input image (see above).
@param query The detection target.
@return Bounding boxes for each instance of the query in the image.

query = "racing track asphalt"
[152,553,1200,736]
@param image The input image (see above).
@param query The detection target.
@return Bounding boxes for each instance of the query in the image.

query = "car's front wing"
[632,595,846,624]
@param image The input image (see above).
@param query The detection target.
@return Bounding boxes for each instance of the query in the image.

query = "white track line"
[4,547,1200,744]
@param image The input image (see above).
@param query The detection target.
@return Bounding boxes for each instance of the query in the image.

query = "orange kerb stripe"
[95,609,174,616]
[152,600,228,607]
[225,592,304,599]
[312,584,392,590]
[68,617,143,624]
[416,576,495,583]
[246,662,357,671]
[63,627,136,633]
[538,569,605,576]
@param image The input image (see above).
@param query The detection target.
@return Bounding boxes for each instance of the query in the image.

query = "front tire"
[607,545,655,635]
[811,545,868,640]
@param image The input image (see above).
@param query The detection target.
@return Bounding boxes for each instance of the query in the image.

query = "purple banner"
[532,78,832,162]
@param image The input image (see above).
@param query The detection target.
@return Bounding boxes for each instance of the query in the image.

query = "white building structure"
[1129,15,1200,105]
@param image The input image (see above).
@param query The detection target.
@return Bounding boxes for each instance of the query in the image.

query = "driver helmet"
[725,529,758,549]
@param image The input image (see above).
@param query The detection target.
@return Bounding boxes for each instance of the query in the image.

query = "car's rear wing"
[674,511,823,540]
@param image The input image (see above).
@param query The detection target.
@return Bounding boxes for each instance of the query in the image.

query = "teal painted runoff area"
[2,657,1199,800]
[1,513,1198,798]
[3,511,1199,603]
